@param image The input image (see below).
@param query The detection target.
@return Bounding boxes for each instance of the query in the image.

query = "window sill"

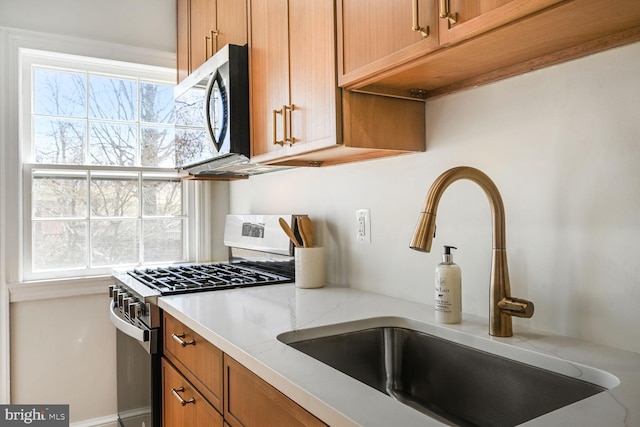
[8,275,113,303]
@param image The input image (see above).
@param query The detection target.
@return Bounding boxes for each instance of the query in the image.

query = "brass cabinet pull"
[273,105,296,146]
[204,36,211,59]
[171,387,195,406]
[411,0,429,37]
[273,108,285,146]
[171,332,195,347]
[284,104,296,145]
[439,0,458,25]
[211,30,219,55]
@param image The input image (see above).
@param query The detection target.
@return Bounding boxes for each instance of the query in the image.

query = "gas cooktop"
[128,260,294,295]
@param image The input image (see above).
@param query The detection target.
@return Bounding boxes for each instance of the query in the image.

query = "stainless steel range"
[109,214,302,427]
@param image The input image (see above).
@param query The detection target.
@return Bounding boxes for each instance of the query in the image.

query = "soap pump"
[434,245,462,324]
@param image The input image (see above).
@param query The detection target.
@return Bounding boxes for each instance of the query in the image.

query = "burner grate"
[128,260,294,295]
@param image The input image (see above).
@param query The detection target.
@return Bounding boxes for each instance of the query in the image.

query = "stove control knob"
[112,287,121,303]
[108,285,116,298]
[122,297,131,313]
[128,302,141,319]
[118,291,130,308]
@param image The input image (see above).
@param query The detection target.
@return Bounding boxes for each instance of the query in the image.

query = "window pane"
[89,122,137,166]
[143,179,182,216]
[175,128,212,166]
[33,220,87,270]
[141,83,174,124]
[91,175,139,217]
[33,174,87,218]
[91,219,139,266]
[33,68,86,117]
[175,88,204,126]
[144,219,184,262]
[142,126,176,167]
[33,117,86,164]
[89,75,137,121]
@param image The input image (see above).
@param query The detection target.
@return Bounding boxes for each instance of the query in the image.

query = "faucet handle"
[498,297,534,318]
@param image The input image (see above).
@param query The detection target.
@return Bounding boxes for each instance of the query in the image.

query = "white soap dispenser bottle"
[434,245,462,324]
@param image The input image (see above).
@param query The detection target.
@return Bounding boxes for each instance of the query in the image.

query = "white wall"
[230,41,640,354]
[10,294,116,424]
[0,0,176,52]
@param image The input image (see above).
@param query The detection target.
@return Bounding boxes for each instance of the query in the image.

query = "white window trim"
[20,48,194,281]
[4,27,182,282]
[0,26,10,405]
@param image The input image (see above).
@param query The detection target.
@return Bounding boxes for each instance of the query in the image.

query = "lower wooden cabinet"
[163,313,224,412]
[162,358,224,427]
[162,313,327,427]
[224,355,327,427]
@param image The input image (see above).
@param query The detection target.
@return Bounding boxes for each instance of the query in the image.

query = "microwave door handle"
[110,301,149,343]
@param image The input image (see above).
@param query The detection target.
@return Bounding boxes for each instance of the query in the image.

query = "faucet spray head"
[410,211,437,252]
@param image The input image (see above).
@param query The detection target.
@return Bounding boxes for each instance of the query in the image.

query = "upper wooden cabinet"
[437,0,562,45]
[249,0,341,162]
[249,0,425,167]
[177,0,247,83]
[338,0,439,79]
[338,0,640,99]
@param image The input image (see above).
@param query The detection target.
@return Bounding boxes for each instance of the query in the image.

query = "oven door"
[110,301,161,427]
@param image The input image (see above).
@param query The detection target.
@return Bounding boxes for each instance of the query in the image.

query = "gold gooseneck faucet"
[410,166,534,337]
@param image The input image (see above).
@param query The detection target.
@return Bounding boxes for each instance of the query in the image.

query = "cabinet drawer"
[224,355,327,427]
[163,313,223,412]
[162,358,223,427]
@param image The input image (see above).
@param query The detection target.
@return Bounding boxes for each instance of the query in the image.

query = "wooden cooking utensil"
[279,217,301,248]
[299,216,314,247]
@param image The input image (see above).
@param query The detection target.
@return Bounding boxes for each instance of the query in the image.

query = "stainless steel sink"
[278,320,610,427]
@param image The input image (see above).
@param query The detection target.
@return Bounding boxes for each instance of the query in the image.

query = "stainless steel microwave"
[174,44,251,177]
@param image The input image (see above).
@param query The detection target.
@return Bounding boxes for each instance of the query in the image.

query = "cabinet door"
[287,0,340,155]
[223,355,327,427]
[190,0,217,72]
[162,359,223,427]
[177,0,190,83]
[338,0,438,85]
[438,0,563,45]
[216,0,248,51]
[248,0,290,158]
[163,313,224,412]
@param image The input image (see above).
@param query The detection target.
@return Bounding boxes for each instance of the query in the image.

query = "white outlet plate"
[355,209,371,243]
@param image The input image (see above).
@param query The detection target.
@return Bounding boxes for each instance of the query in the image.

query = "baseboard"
[70,414,118,427]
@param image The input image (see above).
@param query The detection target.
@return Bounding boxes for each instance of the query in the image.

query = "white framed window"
[20,49,199,280]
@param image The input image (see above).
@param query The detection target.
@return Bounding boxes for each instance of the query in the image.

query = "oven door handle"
[110,301,149,343]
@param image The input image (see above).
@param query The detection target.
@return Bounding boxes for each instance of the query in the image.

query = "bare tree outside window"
[30,66,189,273]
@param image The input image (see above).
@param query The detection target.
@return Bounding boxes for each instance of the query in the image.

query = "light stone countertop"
[158,284,639,426]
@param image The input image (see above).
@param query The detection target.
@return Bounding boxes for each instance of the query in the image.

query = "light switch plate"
[356,209,371,243]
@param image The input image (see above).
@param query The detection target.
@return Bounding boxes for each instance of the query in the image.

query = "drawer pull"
[171,386,195,406]
[172,333,196,347]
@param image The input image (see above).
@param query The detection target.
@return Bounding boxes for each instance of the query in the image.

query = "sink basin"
[278,318,612,427]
